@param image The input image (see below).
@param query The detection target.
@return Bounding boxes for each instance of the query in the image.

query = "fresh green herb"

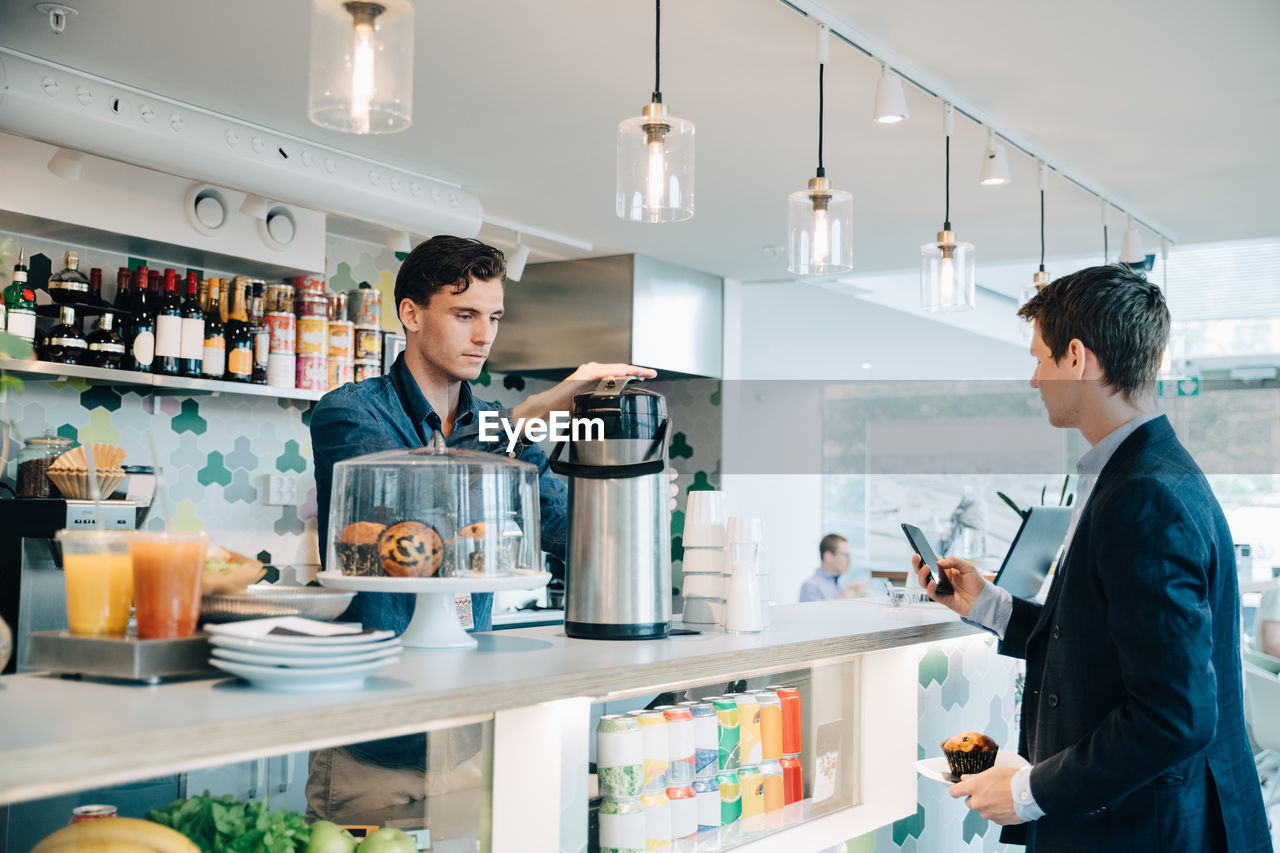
[148,791,311,853]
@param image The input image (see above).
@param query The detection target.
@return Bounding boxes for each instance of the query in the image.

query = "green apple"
[356,827,417,853]
[307,821,357,853]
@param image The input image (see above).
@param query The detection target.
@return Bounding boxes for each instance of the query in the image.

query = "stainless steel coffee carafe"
[550,377,671,639]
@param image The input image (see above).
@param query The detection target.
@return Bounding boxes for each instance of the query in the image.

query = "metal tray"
[200,585,356,623]
[25,631,215,684]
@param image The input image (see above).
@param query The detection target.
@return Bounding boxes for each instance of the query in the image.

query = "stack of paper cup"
[681,491,726,628]
[725,517,770,628]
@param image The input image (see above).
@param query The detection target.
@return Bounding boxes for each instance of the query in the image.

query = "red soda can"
[768,685,802,754]
[780,755,803,805]
[69,804,118,823]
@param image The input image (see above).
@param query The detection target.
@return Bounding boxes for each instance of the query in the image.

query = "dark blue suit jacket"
[998,416,1270,852]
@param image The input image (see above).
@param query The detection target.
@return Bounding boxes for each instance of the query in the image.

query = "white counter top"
[0,600,975,804]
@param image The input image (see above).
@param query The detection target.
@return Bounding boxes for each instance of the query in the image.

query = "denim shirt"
[310,353,569,633]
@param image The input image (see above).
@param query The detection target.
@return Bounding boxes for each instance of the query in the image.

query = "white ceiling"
[1,0,1277,284]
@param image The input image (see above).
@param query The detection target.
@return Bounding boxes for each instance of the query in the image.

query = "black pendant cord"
[1039,189,1046,272]
[1103,226,1109,263]
[652,0,661,101]
[816,62,825,177]
[943,133,951,231]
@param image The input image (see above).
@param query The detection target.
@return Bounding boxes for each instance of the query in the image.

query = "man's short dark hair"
[819,534,847,558]
[394,235,507,309]
[1017,265,1170,401]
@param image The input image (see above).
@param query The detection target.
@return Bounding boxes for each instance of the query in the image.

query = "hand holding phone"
[901,523,955,596]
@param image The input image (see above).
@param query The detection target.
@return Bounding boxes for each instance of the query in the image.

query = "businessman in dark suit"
[916,266,1271,852]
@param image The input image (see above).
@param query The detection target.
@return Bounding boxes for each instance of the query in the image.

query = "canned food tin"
[328,358,354,390]
[354,359,381,383]
[692,778,719,833]
[767,686,802,755]
[737,767,764,819]
[598,796,644,853]
[712,697,740,771]
[69,805,118,824]
[292,276,325,295]
[657,706,695,785]
[678,701,718,779]
[327,290,348,323]
[779,755,803,805]
[328,320,354,360]
[353,325,382,360]
[268,352,296,390]
[639,790,672,850]
[628,710,669,792]
[296,316,328,355]
[295,353,327,391]
[347,284,382,327]
[597,715,644,798]
[757,690,783,761]
[266,283,294,314]
[265,312,295,354]
[716,771,741,826]
[665,784,697,842]
[295,292,328,319]
[736,695,762,767]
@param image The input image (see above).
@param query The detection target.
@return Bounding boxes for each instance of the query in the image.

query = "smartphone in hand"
[901,523,955,596]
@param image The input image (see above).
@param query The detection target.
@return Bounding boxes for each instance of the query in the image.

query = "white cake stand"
[317,572,551,649]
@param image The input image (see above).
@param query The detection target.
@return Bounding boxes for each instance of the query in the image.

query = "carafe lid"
[570,377,665,439]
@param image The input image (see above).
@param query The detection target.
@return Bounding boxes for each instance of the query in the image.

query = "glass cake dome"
[327,436,541,580]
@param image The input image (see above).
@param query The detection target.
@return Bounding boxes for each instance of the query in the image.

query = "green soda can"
[598,796,644,853]
[712,696,740,771]
[596,714,644,797]
[717,769,742,826]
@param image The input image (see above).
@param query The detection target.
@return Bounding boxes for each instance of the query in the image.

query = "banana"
[32,818,200,853]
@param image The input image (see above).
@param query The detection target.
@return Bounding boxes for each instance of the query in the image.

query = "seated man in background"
[1256,581,1280,658]
[799,534,867,601]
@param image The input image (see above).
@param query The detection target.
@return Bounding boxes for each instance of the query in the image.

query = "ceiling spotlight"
[239,193,270,220]
[978,129,1011,186]
[47,147,84,181]
[873,63,909,124]
[1120,215,1145,265]
[506,236,532,282]
[385,229,411,254]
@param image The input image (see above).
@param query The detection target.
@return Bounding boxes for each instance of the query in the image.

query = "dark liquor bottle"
[35,304,88,365]
[153,269,182,376]
[128,266,155,373]
[202,280,226,380]
[88,268,102,301]
[224,279,252,383]
[85,311,126,369]
[3,249,37,343]
[112,267,132,345]
[148,269,160,299]
[179,272,204,377]
[47,251,90,304]
[249,281,268,385]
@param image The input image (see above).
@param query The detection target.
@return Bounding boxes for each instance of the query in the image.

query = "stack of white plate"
[206,621,401,692]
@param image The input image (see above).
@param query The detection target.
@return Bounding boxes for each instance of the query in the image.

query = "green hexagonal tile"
[171,399,207,435]
[688,471,714,492]
[962,805,989,843]
[891,803,925,845]
[197,451,232,487]
[669,432,693,460]
[79,408,120,445]
[276,439,307,473]
[56,423,79,442]
[919,645,948,689]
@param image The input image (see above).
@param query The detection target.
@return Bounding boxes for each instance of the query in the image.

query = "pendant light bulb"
[978,129,1011,185]
[921,104,975,311]
[309,0,413,134]
[873,63,909,124]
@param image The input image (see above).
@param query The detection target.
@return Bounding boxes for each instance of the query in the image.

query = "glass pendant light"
[309,0,414,134]
[787,26,853,276]
[616,0,694,223]
[921,103,975,311]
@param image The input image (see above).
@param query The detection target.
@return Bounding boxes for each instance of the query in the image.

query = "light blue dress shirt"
[963,412,1161,822]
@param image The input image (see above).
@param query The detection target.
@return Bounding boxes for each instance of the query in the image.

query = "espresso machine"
[550,377,671,640]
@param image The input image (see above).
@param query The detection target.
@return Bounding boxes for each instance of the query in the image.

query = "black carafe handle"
[548,418,668,480]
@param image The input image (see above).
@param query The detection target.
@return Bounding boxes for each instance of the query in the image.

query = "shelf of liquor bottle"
[0,358,325,402]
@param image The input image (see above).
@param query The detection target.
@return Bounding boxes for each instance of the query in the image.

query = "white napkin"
[205,617,368,639]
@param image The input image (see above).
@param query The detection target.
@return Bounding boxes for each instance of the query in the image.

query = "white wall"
[722,278,1032,603]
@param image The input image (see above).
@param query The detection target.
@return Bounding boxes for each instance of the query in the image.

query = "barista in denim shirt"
[310,235,656,634]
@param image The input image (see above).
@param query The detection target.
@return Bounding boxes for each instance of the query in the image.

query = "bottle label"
[132,331,155,366]
[49,337,88,348]
[203,339,226,376]
[6,310,36,341]
[88,341,126,354]
[180,317,205,359]
[49,280,89,293]
[227,345,252,377]
[155,315,182,358]
[253,328,270,367]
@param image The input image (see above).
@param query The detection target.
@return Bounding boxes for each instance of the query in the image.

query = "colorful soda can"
[665,784,697,843]
[597,715,645,798]
[640,790,672,851]
[756,690,783,761]
[737,767,764,819]
[678,701,718,779]
[780,754,803,805]
[716,770,741,827]
[767,685,802,755]
[736,694,762,767]
[761,759,784,813]
[629,710,670,791]
[656,706,695,784]
[68,804,118,824]
[712,697,740,771]
[599,796,645,853]
[692,778,719,833]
